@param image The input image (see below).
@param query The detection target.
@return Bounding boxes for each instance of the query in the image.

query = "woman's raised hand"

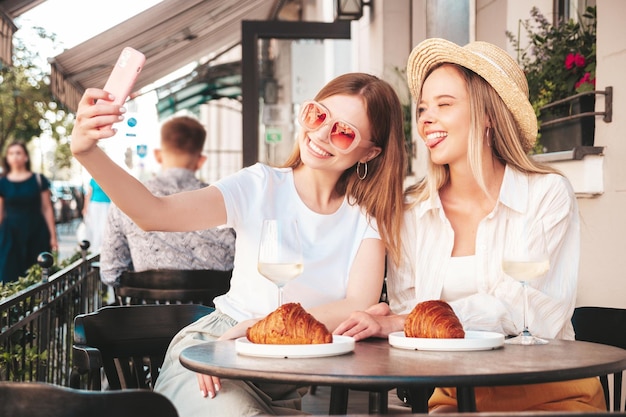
[70,88,126,156]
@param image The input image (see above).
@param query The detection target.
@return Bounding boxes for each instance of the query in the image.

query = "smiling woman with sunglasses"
[298,100,365,154]
[70,72,407,417]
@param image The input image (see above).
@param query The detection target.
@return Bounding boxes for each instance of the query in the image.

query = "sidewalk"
[56,219,83,261]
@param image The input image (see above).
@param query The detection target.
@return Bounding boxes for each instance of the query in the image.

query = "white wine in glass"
[257,219,303,307]
[257,263,304,288]
[502,260,550,282]
[503,221,550,345]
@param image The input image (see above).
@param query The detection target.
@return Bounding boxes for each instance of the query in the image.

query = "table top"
[180,337,626,390]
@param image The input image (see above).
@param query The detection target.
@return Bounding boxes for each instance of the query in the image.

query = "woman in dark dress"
[0,141,58,284]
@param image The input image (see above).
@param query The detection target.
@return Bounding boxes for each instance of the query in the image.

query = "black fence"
[0,252,103,386]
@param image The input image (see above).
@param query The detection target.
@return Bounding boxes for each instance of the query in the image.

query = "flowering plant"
[507,6,596,114]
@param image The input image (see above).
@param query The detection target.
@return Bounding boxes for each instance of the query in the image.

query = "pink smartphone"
[98,47,146,105]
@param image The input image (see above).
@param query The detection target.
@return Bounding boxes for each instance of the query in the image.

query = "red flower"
[565,52,586,69]
[575,72,595,89]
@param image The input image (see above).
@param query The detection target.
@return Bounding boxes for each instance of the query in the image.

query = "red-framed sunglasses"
[297,100,363,154]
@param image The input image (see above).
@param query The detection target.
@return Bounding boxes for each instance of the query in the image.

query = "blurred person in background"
[0,141,58,284]
[82,177,111,252]
[99,115,236,288]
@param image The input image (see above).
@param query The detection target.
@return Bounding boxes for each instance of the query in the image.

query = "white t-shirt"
[212,163,381,322]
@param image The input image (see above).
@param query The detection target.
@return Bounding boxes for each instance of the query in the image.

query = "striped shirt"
[386,165,579,340]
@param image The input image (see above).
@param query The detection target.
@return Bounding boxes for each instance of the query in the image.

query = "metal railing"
[539,87,613,129]
[0,250,103,386]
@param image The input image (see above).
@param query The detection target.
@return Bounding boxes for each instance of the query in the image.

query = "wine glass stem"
[278,286,284,307]
[522,281,530,334]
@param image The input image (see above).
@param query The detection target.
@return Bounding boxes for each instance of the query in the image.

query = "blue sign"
[125,117,138,137]
[137,144,148,158]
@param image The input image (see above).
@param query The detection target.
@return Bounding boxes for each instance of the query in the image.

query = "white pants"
[154,310,308,417]
[83,201,110,252]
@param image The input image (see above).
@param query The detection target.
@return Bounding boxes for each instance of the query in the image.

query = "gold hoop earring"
[356,161,368,180]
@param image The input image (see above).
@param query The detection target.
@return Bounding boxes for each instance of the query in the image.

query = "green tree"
[0,27,74,174]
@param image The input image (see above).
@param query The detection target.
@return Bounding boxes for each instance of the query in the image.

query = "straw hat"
[406,38,537,152]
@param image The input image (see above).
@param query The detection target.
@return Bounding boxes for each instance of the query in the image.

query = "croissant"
[246,302,333,344]
[404,300,465,339]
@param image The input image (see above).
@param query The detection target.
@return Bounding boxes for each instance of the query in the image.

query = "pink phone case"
[98,47,146,105]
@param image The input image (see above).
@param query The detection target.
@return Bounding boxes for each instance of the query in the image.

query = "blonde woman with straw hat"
[334,38,605,412]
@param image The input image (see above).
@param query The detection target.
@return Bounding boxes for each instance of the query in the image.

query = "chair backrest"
[116,269,232,306]
[0,382,179,417]
[572,306,626,411]
[72,303,213,390]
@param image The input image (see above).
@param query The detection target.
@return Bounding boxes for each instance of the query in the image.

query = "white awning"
[49,0,279,112]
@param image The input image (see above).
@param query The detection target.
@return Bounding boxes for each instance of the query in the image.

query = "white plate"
[235,335,355,358]
[389,331,504,351]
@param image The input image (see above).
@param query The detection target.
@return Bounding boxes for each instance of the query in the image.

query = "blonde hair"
[283,73,408,265]
[407,64,560,204]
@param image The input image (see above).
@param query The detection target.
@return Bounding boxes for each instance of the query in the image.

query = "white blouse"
[387,165,580,340]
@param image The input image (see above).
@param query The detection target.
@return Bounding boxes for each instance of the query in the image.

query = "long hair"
[2,141,32,174]
[282,73,408,265]
[406,64,559,204]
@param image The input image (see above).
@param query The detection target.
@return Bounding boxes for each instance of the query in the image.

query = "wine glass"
[502,220,550,345]
[257,219,303,307]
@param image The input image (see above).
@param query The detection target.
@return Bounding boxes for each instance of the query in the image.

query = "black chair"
[0,381,178,417]
[327,386,389,414]
[71,303,213,390]
[572,306,626,411]
[116,268,232,306]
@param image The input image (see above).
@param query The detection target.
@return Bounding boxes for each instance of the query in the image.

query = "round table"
[180,337,626,413]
